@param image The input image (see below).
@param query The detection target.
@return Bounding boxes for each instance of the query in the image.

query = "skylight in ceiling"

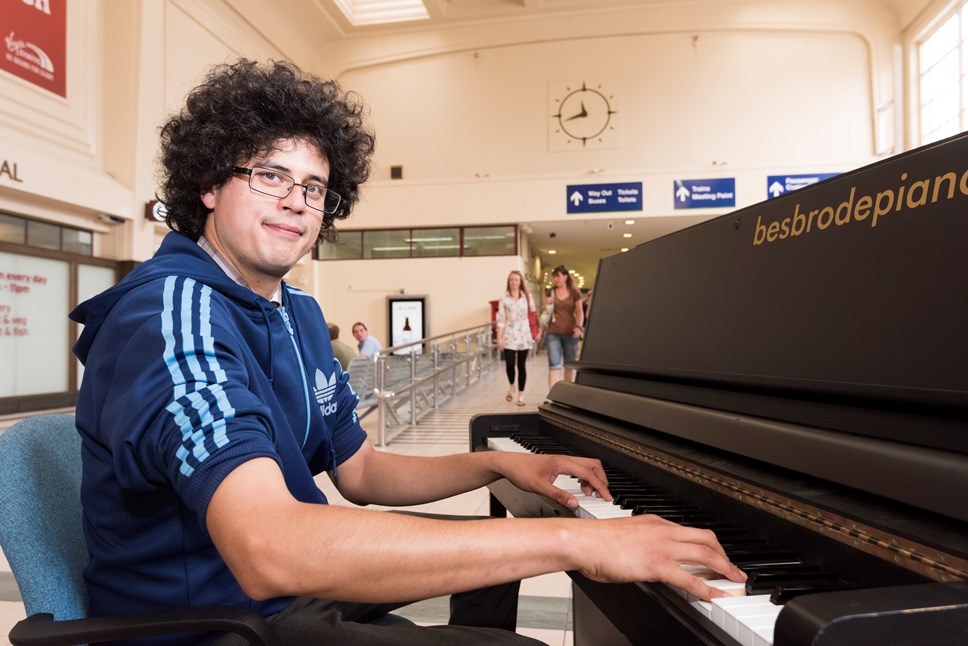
[332,0,430,26]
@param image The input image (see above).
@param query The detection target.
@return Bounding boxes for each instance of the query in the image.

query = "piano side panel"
[775,582,968,646]
[572,576,727,646]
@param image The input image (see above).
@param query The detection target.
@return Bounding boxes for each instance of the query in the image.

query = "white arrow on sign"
[675,185,691,202]
[570,191,584,206]
[768,181,785,197]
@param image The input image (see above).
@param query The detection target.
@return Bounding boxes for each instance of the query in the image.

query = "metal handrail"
[371,322,496,446]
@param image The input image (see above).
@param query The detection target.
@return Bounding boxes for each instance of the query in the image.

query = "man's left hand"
[498,453,611,510]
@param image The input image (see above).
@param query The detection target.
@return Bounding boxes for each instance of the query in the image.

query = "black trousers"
[213,584,538,645]
[503,349,529,391]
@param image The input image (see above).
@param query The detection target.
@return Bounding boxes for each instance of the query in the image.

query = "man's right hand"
[569,514,746,602]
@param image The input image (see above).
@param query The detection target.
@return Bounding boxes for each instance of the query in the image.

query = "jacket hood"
[70,232,276,364]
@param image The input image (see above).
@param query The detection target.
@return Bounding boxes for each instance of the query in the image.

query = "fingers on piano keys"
[677,565,779,645]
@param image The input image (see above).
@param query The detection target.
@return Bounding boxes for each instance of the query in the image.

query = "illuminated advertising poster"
[1,0,67,97]
[388,297,426,355]
[0,252,70,396]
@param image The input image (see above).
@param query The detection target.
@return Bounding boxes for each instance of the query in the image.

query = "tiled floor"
[0,351,574,645]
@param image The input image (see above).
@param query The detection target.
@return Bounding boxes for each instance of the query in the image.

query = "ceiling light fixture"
[623,233,632,238]
[332,0,429,26]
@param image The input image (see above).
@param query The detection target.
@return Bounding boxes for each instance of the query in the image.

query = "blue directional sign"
[566,182,642,214]
[673,178,735,209]
[767,173,838,199]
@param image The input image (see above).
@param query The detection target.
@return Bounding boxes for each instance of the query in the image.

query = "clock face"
[549,79,620,151]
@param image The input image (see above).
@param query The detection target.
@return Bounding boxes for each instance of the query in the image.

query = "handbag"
[538,292,553,330]
[526,292,541,340]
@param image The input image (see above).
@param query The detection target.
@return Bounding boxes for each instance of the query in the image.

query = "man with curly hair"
[70,59,743,645]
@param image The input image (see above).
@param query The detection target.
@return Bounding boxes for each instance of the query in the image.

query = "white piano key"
[711,595,774,641]
[689,599,713,618]
[751,623,774,646]
[706,578,747,596]
[487,437,531,453]
[737,612,782,646]
[680,564,715,577]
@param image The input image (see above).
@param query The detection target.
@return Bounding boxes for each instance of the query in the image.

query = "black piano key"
[770,581,855,604]
[612,492,671,502]
[615,494,665,503]
[619,499,677,510]
[631,506,704,516]
[728,548,798,562]
[699,528,754,541]
[745,571,843,595]
[718,537,770,549]
[658,513,718,523]
[724,543,789,555]
[731,557,805,570]
[623,499,693,510]
[613,489,675,499]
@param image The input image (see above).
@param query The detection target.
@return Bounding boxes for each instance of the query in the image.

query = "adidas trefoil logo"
[314,368,339,416]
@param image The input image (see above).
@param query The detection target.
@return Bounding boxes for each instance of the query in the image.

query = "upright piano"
[471,133,968,645]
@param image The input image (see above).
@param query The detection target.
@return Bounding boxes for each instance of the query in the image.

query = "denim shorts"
[545,333,579,369]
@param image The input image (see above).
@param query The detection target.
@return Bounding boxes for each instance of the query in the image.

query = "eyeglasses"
[233,166,342,214]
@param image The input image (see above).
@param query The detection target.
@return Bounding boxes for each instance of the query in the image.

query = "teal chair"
[0,414,279,645]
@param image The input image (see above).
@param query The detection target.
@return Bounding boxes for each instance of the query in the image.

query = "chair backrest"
[0,413,89,621]
[347,358,376,404]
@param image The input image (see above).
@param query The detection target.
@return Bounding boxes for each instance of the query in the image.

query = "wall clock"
[548,79,621,151]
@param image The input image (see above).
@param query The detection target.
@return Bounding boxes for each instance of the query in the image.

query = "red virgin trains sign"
[1,0,66,97]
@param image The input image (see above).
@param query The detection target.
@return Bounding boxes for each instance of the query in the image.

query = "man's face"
[352,325,367,342]
[201,137,329,299]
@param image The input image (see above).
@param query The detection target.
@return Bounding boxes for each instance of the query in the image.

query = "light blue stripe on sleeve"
[179,279,207,384]
[208,383,234,447]
[161,277,187,400]
[199,285,228,383]
[166,399,197,476]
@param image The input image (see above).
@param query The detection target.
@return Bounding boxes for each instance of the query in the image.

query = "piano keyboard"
[488,434,796,646]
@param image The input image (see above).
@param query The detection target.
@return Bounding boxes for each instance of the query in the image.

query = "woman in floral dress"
[495,270,538,406]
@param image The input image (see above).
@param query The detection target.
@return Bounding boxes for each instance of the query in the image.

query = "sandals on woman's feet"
[506,389,514,402]
[516,395,526,406]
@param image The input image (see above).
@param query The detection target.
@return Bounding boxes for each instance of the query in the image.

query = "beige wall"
[0,0,932,347]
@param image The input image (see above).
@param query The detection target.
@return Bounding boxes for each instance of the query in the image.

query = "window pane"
[410,227,459,257]
[364,230,411,259]
[26,220,60,250]
[462,225,516,256]
[0,213,25,244]
[919,11,962,146]
[62,228,93,255]
[317,230,362,260]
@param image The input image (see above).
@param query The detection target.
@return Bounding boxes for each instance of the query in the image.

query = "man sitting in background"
[328,322,359,368]
[352,320,382,358]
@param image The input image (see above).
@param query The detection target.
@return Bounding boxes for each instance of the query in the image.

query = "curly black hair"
[158,59,375,242]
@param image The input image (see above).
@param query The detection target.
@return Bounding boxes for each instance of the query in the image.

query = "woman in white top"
[495,270,538,406]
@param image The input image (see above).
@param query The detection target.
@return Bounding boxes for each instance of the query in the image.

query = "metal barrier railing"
[371,322,497,447]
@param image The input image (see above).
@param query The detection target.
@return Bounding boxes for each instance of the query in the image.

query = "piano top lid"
[579,131,968,451]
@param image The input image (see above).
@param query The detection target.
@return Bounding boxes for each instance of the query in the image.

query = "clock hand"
[565,102,589,121]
